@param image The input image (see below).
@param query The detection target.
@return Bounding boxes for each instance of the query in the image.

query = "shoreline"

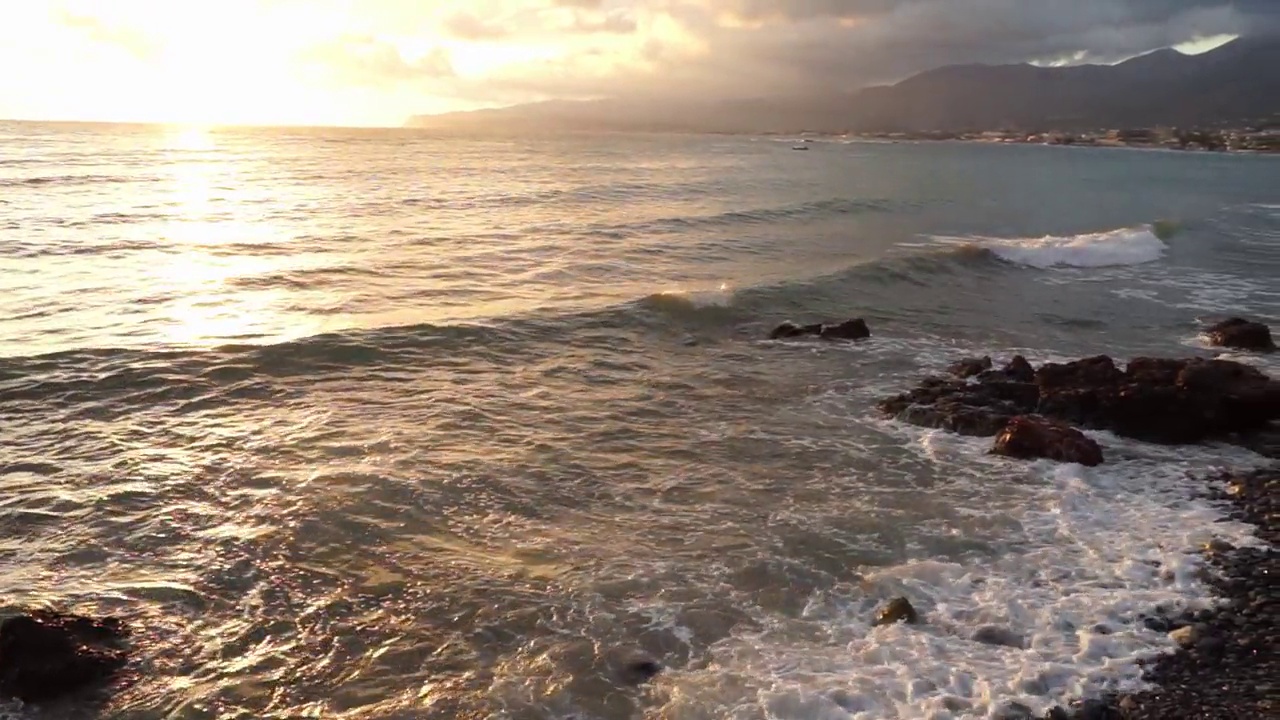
[779,135,1280,156]
[1048,463,1278,719]
[876,341,1279,719]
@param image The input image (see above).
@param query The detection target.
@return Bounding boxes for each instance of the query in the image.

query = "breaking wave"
[936,226,1172,269]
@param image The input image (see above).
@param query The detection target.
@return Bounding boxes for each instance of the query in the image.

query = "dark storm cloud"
[685,0,1280,93]
[431,0,1280,106]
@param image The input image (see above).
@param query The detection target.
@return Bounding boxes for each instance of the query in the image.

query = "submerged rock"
[609,648,663,685]
[992,415,1104,466]
[1205,317,1276,352]
[881,354,1280,448]
[769,319,870,341]
[993,700,1036,719]
[874,597,919,626]
[0,610,129,702]
[972,625,1027,649]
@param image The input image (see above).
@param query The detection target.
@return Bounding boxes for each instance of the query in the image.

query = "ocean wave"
[0,174,154,188]
[937,225,1170,269]
[550,197,912,240]
[658,428,1267,719]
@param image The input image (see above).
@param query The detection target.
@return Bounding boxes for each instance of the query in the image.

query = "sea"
[1,122,1278,720]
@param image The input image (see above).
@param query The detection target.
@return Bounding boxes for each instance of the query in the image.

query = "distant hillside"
[407,36,1280,134]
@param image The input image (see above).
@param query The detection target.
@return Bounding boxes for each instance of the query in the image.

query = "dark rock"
[769,321,821,340]
[1071,698,1119,720]
[881,354,1280,449]
[820,318,871,341]
[874,597,919,626]
[611,649,663,685]
[992,415,1104,466]
[899,402,1017,437]
[1205,317,1276,352]
[0,610,129,703]
[1202,538,1235,556]
[972,625,1026,648]
[878,375,1038,438]
[976,355,1036,383]
[1043,707,1071,720]
[769,319,870,341]
[994,700,1036,719]
[1004,355,1036,383]
[949,356,993,378]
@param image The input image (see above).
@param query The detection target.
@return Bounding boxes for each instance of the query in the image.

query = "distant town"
[849,125,1280,153]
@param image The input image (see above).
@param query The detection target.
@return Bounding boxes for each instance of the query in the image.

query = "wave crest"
[937,225,1170,269]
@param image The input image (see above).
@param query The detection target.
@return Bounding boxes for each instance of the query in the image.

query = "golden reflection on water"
[155,125,326,346]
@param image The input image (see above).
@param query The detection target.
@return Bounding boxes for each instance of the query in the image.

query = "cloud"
[443,5,638,41]
[55,10,159,59]
[444,13,512,40]
[301,34,454,86]
[261,0,1280,115]
[491,0,1280,100]
[570,10,638,34]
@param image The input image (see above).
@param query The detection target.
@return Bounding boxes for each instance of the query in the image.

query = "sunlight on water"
[0,124,1277,719]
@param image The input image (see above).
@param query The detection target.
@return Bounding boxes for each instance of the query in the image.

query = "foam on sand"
[946,226,1170,269]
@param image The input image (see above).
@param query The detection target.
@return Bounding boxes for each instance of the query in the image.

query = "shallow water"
[1,124,1278,719]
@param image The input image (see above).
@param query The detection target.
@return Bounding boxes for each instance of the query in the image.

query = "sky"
[0,1,1273,127]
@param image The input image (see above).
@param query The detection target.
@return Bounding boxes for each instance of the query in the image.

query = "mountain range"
[407,36,1280,134]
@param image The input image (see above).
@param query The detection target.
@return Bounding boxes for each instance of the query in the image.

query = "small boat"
[791,145,810,151]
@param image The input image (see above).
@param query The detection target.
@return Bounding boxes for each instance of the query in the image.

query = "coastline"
[1049,463,1278,719]
[876,335,1279,720]
[780,135,1280,156]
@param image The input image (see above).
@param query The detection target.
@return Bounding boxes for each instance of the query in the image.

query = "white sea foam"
[941,227,1169,269]
[650,425,1267,720]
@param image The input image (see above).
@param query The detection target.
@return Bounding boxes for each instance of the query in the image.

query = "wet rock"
[820,318,871,341]
[609,648,663,685]
[949,356,993,378]
[0,610,129,702]
[768,319,870,341]
[1169,624,1201,648]
[874,597,919,626]
[1205,317,1276,352]
[977,355,1036,383]
[1138,610,1191,634]
[881,354,1280,448]
[769,321,822,340]
[1047,467,1280,719]
[879,375,1038,437]
[994,700,1036,719]
[1202,538,1235,556]
[1073,698,1120,720]
[972,625,1026,649]
[992,415,1104,466]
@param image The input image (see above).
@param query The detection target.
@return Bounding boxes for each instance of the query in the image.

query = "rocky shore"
[858,314,1278,719]
[1045,466,1278,720]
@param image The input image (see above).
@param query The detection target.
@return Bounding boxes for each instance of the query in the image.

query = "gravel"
[1046,464,1279,719]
